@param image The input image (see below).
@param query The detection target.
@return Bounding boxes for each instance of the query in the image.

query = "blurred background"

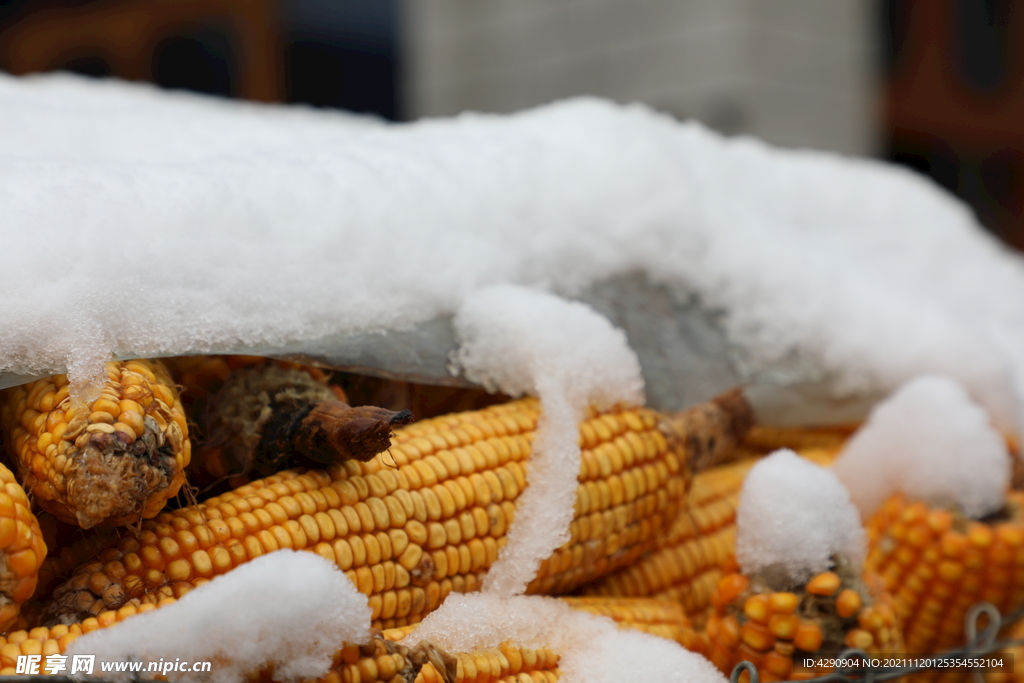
[0,0,1020,249]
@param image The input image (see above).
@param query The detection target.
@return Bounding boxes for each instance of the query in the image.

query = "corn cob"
[1,595,686,681]
[865,492,1024,656]
[0,359,190,528]
[560,596,701,649]
[0,463,46,632]
[580,457,752,622]
[580,446,840,624]
[703,565,903,682]
[163,354,341,422]
[36,525,120,599]
[737,425,857,459]
[41,398,697,626]
[191,362,412,488]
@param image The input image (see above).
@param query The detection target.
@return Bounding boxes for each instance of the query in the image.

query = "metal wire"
[727,601,1024,683]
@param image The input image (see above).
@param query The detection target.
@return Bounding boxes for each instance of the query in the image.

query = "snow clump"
[65,550,371,683]
[832,375,1011,519]
[736,450,865,586]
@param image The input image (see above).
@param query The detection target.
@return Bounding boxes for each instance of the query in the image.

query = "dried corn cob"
[580,447,840,624]
[0,463,47,632]
[704,564,903,682]
[2,595,685,681]
[737,425,857,459]
[44,394,751,628]
[192,363,412,487]
[865,492,1024,656]
[580,457,753,622]
[0,359,190,528]
[36,524,120,598]
[560,596,700,649]
[162,355,286,421]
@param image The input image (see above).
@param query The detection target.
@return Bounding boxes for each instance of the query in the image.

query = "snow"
[4,73,1024,670]
[64,550,371,683]
[2,73,1024,436]
[452,285,643,595]
[832,375,1011,519]
[736,450,864,586]
[411,593,726,683]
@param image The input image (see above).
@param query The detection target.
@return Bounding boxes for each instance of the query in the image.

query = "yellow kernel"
[806,572,841,596]
[835,589,863,618]
[769,592,799,614]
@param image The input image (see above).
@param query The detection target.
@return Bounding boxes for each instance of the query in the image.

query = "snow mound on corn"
[832,375,1011,519]
[413,593,726,683]
[65,551,371,683]
[453,285,643,596]
[3,74,1024,435]
[736,450,864,585]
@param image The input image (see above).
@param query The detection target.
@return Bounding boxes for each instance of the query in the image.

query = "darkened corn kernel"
[704,568,903,682]
[47,398,692,629]
[0,359,190,528]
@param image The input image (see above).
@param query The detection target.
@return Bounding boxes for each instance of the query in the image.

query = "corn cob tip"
[274,403,414,465]
[70,424,181,529]
[203,365,413,481]
[661,387,754,473]
[1,359,190,528]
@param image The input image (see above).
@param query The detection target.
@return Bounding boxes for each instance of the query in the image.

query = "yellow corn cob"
[560,596,701,649]
[322,596,699,683]
[36,526,120,599]
[580,446,842,625]
[1,595,686,681]
[704,567,903,683]
[0,463,47,632]
[43,397,713,627]
[0,359,191,528]
[865,492,1024,656]
[737,425,857,458]
[581,458,751,622]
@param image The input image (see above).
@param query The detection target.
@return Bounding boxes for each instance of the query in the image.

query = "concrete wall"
[401,0,877,155]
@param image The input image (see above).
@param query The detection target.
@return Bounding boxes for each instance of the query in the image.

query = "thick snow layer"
[832,375,1011,519]
[412,593,726,683]
[452,285,643,595]
[64,551,371,683]
[736,450,864,585]
[3,74,1024,434]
